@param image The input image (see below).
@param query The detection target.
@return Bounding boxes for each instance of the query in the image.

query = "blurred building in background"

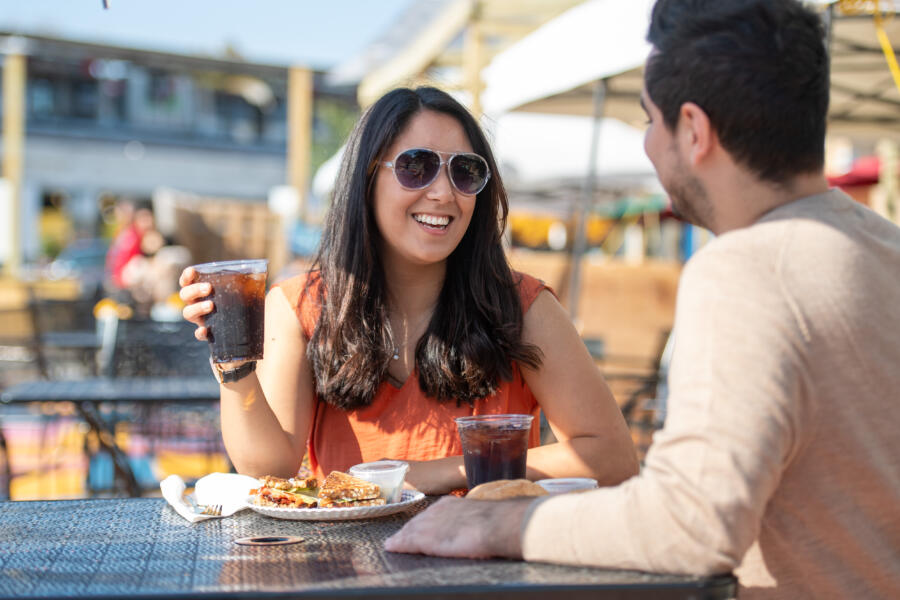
[0,33,356,266]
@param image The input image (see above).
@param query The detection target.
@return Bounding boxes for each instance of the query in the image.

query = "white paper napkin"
[161,473,260,523]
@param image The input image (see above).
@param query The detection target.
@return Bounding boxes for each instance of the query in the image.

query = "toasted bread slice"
[318,497,387,509]
[318,471,380,501]
[259,475,318,491]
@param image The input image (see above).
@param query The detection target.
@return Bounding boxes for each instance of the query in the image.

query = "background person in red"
[105,198,156,291]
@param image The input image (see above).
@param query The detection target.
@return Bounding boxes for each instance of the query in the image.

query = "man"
[384,0,900,597]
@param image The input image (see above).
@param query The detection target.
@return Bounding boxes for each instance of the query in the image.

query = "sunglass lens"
[394,149,440,189]
[449,154,489,195]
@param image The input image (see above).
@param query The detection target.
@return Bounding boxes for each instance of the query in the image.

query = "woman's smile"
[412,212,453,232]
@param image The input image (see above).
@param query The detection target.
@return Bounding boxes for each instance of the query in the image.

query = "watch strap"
[210,358,257,383]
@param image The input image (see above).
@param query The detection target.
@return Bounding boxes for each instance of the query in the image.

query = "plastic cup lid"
[349,460,409,474]
[455,414,534,429]
[192,259,268,274]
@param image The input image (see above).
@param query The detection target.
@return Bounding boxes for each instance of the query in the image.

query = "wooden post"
[287,66,313,222]
[464,18,484,119]
[2,51,26,277]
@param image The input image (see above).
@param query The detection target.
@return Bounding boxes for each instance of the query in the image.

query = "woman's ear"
[678,102,715,167]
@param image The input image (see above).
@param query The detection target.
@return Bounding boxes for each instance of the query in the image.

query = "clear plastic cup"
[192,259,268,363]
[455,414,533,489]
[348,460,409,504]
[535,477,599,495]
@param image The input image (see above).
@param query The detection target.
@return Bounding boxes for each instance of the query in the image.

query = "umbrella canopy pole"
[567,79,607,322]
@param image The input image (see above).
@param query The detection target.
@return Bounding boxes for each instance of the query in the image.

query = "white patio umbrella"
[487,112,654,186]
[480,0,900,318]
[481,0,655,318]
[482,0,900,136]
[481,0,653,126]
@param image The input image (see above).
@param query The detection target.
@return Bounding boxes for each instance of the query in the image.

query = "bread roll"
[466,479,549,500]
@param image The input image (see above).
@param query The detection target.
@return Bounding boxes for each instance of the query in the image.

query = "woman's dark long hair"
[306,86,541,409]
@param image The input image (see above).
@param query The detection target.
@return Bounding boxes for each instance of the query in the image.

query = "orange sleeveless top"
[275,271,550,479]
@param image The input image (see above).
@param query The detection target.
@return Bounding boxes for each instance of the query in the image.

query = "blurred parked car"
[45,238,110,298]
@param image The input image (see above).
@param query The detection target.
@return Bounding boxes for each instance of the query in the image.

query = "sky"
[0,0,413,70]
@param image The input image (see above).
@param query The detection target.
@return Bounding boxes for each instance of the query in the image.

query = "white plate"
[244,490,426,521]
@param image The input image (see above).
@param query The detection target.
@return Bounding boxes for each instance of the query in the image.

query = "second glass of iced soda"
[455,414,534,489]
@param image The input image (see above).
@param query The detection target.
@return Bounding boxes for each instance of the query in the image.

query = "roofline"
[0,31,320,82]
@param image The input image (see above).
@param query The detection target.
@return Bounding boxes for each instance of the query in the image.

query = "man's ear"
[678,102,715,166]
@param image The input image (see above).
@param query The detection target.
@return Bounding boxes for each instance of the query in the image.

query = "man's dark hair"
[307,86,541,409]
[645,0,829,184]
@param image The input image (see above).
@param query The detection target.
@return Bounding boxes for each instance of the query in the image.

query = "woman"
[180,87,638,494]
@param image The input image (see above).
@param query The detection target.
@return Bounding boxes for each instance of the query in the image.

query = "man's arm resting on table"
[386,476,744,574]
[384,496,533,559]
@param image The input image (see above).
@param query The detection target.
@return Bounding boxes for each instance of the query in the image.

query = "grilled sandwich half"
[253,475,319,508]
[317,471,385,508]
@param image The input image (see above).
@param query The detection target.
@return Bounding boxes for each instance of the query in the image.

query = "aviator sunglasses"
[381,148,491,196]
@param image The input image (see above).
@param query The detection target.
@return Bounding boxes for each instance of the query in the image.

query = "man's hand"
[384,496,534,559]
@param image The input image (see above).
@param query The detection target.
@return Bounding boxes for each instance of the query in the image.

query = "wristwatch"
[209,357,257,384]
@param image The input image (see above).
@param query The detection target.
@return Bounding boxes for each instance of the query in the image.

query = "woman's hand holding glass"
[179,266,213,339]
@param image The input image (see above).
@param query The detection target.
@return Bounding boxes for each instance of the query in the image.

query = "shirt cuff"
[520,486,640,568]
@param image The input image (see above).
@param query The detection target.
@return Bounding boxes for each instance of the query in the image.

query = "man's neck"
[708,170,830,235]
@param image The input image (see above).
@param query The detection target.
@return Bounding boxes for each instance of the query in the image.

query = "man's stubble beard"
[666,148,714,231]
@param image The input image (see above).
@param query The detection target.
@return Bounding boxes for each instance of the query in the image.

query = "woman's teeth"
[414,214,450,228]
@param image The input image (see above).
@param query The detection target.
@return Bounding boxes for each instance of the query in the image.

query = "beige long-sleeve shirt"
[522,190,900,599]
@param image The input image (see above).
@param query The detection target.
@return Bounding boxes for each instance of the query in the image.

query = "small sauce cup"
[348,460,410,503]
[535,477,599,495]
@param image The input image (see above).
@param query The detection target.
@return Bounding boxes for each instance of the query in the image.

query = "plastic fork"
[201,504,222,516]
[185,493,223,517]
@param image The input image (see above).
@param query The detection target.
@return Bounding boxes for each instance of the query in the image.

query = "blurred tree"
[312,98,359,175]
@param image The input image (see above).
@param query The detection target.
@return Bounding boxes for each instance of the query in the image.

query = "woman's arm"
[180,269,315,478]
[519,290,639,485]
